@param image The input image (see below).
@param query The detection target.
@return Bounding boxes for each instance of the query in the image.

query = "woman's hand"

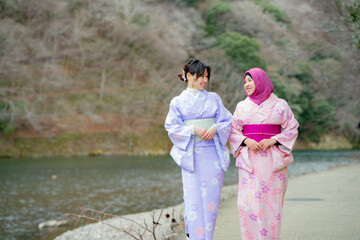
[202,126,217,141]
[244,138,261,152]
[259,138,277,151]
[194,126,207,138]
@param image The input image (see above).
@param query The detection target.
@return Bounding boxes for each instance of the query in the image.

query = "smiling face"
[187,69,209,90]
[244,75,256,96]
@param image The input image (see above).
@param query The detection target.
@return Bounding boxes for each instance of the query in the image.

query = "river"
[1,150,359,240]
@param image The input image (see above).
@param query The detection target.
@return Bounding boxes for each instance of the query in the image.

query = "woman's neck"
[186,87,200,97]
[187,83,200,90]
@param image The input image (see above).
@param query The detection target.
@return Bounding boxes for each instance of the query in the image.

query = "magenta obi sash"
[243,124,281,142]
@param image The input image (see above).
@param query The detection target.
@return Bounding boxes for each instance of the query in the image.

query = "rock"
[39,219,69,230]
[55,204,185,240]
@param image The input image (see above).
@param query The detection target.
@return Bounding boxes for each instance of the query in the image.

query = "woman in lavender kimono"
[229,68,299,240]
[164,59,232,240]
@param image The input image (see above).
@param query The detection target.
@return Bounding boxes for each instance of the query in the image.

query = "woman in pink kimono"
[229,68,299,240]
[165,59,232,240]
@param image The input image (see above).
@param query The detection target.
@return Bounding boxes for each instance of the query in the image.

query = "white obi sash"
[184,118,215,142]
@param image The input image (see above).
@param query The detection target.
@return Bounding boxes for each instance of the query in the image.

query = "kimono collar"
[244,68,273,105]
[186,88,200,98]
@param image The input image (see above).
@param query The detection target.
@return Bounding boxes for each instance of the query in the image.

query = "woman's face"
[188,69,208,90]
[244,75,255,96]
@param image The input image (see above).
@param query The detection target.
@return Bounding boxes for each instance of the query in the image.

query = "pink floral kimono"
[229,68,299,240]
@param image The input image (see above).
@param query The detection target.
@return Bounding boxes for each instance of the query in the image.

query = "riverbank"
[54,163,360,240]
[1,132,357,158]
[213,162,360,240]
[54,184,238,240]
[0,127,170,159]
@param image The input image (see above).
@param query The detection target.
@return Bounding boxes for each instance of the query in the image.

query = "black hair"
[244,72,252,79]
[178,59,211,82]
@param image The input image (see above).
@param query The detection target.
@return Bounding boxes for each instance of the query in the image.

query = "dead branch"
[65,213,139,240]
[73,206,150,233]
[152,209,163,240]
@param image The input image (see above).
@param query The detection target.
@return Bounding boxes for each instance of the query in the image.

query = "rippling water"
[1,150,359,240]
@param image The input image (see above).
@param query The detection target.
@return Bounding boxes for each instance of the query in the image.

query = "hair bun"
[178,69,187,82]
[178,73,185,82]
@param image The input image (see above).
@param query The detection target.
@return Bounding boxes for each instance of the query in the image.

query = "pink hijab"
[244,68,273,105]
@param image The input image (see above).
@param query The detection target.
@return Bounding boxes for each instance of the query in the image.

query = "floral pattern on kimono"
[165,89,232,240]
[229,93,299,240]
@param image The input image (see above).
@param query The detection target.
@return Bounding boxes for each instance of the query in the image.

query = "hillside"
[0,0,359,157]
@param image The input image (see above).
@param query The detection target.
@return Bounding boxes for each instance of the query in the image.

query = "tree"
[216,32,267,72]
[335,0,360,49]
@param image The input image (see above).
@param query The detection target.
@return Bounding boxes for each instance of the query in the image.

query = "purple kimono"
[165,89,232,240]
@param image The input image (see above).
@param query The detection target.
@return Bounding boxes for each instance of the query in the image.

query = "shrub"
[306,42,341,61]
[296,90,335,142]
[310,49,341,61]
[216,32,267,71]
[205,1,232,36]
[271,77,292,100]
[281,62,314,84]
[0,102,16,136]
[277,64,335,142]
[170,0,201,7]
[0,0,55,24]
[132,13,150,27]
[337,0,360,49]
[294,62,314,84]
[253,0,291,24]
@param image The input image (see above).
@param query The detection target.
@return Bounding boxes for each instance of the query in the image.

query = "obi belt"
[184,118,215,142]
[243,124,281,142]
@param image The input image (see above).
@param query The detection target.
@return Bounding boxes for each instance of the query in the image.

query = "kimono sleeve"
[229,103,247,158]
[164,98,194,151]
[229,102,253,173]
[271,100,299,172]
[271,100,299,154]
[213,93,232,149]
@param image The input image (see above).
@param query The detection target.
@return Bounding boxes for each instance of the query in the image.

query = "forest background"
[0,0,359,157]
